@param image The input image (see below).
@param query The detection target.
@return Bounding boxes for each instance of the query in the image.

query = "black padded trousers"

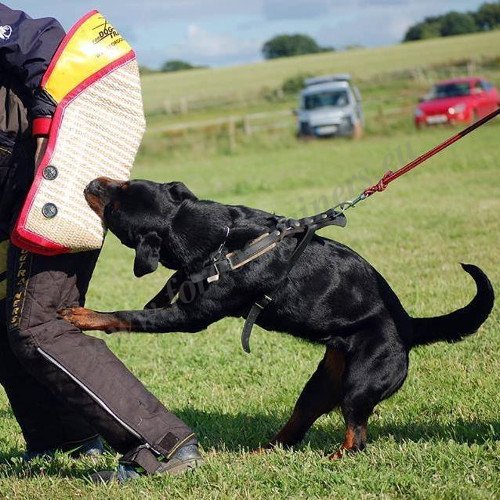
[0,241,196,470]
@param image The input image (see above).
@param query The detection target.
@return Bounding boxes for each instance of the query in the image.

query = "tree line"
[403,1,500,41]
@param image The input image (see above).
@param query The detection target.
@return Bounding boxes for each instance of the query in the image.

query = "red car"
[414,77,499,128]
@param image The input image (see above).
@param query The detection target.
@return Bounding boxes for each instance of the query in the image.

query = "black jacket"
[0,3,65,116]
[0,3,65,238]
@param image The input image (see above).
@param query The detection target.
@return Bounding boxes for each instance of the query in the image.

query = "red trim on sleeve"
[32,117,53,137]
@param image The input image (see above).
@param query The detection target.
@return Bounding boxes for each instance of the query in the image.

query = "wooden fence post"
[228,116,236,152]
[179,97,188,114]
[467,59,476,76]
[243,115,252,136]
[163,100,172,114]
[377,105,385,127]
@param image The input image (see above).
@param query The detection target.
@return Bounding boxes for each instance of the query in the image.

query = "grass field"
[0,32,499,499]
[0,121,498,499]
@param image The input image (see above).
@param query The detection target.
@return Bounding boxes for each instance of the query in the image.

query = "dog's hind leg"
[265,348,345,449]
[330,330,408,459]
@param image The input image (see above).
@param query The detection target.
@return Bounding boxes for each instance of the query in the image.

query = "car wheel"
[296,132,313,141]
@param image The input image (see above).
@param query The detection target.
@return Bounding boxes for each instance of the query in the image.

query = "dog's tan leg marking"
[329,422,368,460]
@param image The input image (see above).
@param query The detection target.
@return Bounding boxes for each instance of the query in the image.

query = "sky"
[11,1,486,68]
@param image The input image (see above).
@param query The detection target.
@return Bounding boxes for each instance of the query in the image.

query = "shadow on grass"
[0,450,100,481]
[0,407,15,419]
[0,437,106,480]
[175,408,499,452]
[0,409,496,479]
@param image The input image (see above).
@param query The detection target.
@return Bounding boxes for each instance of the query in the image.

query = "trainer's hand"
[34,137,48,167]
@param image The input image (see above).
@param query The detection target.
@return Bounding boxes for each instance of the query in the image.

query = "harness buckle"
[207,263,220,283]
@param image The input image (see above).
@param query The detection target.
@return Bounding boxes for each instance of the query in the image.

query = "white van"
[296,74,364,138]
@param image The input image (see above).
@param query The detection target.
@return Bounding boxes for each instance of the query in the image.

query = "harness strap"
[189,211,347,286]
[227,231,280,270]
[241,224,318,353]
[189,231,281,284]
[241,295,273,353]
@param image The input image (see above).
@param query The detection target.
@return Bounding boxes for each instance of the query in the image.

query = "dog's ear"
[165,182,197,203]
[134,232,162,278]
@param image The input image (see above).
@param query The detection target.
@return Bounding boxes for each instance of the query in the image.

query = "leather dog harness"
[188,208,348,353]
[189,208,347,285]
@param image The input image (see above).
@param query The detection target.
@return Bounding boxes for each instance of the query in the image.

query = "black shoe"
[22,449,55,462]
[156,444,203,475]
[91,444,203,484]
[22,436,104,462]
[67,436,104,458]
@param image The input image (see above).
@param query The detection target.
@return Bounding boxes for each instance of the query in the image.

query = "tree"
[404,16,442,41]
[139,65,158,75]
[402,2,500,42]
[262,34,333,60]
[439,12,478,37]
[474,1,500,30]
[160,60,197,72]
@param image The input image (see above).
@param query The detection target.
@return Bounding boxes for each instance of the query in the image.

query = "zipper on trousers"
[36,346,159,454]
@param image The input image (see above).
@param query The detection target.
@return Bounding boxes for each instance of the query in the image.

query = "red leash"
[361,108,499,198]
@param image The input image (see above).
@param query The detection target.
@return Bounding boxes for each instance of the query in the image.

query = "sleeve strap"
[32,117,52,137]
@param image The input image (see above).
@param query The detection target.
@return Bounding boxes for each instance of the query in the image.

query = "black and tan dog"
[61,177,494,459]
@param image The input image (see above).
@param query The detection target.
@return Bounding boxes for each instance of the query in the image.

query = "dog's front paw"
[59,307,131,333]
[59,307,102,331]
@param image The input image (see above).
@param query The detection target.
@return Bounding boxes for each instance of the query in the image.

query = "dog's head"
[85,177,197,277]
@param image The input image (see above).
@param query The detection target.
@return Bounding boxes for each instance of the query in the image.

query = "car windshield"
[304,90,349,110]
[430,83,470,99]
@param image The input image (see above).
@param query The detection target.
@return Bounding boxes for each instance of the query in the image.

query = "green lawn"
[0,120,498,498]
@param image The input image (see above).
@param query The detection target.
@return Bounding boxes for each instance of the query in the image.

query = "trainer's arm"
[0,3,65,133]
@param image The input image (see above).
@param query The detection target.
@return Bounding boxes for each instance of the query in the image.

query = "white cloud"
[168,23,262,65]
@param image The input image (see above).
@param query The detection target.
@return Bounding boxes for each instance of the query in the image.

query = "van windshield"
[304,90,349,110]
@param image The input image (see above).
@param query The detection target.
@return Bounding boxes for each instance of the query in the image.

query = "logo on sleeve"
[0,25,12,41]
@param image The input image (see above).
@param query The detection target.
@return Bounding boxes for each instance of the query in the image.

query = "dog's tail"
[409,264,494,348]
